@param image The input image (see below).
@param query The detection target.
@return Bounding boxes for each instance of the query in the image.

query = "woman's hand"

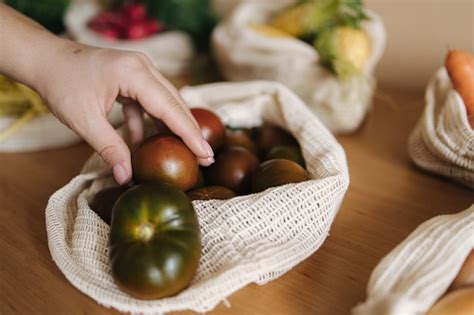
[37,43,215,185]
[0,3,214,185]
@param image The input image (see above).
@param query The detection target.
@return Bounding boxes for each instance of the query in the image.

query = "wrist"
[28,36,85,95]
[0,4,83,94]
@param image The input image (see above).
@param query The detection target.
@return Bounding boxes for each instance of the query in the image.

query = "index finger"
[129,71,214,162]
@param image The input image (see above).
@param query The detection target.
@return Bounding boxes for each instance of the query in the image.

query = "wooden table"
[1,85,472,315]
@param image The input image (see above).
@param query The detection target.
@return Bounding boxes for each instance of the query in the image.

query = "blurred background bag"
[408,67,474,188]
[0,75,123,152]
[212,1,386,134]
[353,205,474,315]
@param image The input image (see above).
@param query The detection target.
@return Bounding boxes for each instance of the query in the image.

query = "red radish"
[144,20,161,34]
[101,28,120,41]
[88,2,162,40]
[445,50,474,128]
[121,3,147,22]
[93,11,119,25]
[126,22,149,40]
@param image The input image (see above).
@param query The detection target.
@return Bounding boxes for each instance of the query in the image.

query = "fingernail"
[113,163,128,185]
[198,156,215,167]
[201,140,214,158]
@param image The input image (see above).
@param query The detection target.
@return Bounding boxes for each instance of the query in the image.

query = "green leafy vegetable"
[276,0,370,78]
[302,0,368,38]
[315,28,357,78]
[145,0,217,51]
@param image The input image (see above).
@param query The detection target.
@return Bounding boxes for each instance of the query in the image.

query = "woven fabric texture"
[408,68,474,188]
[65,1,194,76]
[46,81,349,314]
[211,1,386,134]
[353,205,474,315]
[0,104,122,152]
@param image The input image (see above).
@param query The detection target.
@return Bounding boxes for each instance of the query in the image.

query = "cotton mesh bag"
[352,204,474,315]
[65,1,194,76]
[46,81,349,314]
[408,68,474,188]
[211,1,386,134]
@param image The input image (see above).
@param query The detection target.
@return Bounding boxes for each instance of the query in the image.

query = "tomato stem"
[137,223,154,242]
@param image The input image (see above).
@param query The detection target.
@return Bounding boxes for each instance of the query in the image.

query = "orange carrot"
[445,50,474,128]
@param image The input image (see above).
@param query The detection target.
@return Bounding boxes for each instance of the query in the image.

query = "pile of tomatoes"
[90,108,311,300]
[87,2,162,41]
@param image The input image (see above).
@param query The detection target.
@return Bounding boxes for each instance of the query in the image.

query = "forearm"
[0,4,77,90]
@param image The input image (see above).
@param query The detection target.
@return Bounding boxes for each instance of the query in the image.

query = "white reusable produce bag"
[408,68,474,188]
[212,1,386,134]
[353,205,474,315]
[46,81,349,314]
[65,1,194,76]
[0,104,122,152]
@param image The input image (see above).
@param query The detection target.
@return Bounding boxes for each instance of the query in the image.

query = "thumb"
[78,114,132,185]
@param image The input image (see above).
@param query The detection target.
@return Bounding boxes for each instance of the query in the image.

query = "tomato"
[110,183,201,300]
[90,186,129,225]
[252,159,310,193]
[254,125,297,156]
[132,134,198,191]
[224,128,258,155]
[191,108,225,152]
[187,186,236,201]
[152,118,172,135]
[205,147,260,195]
[189,168,206,191]
[265,145,305,167]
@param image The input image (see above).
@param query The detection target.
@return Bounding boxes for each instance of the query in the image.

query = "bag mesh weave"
[211,1,386,134]
[408,68,474,188]
[353,205,474,315]
[46,81,349,314]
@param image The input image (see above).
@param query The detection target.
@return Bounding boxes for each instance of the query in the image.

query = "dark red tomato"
[132,134,198,191]
[153,118,172,135]
[205,147,260,195]
[187,186,236,201]
[90,186,129,225]
[254,125,297,156]
[110,183,201,299]
[191,108,225,152]
[252,159,311,193]
[189,168,206,191]
[224,128,258,155]
[265,145,305,167]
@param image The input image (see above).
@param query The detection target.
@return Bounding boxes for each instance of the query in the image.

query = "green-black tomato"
[132,134,199,191]
[90,186,129,225]
[204,147,260,195]
[187,186,236,201]
[110,183,201,300]
[265,145,305,167]
[224,127,258,155]
[253,125,298,157]
[191,108,226,152]
[252,159,311,193]
[189,168,206,190]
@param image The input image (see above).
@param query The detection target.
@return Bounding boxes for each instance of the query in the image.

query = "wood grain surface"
[0,85,472,315]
